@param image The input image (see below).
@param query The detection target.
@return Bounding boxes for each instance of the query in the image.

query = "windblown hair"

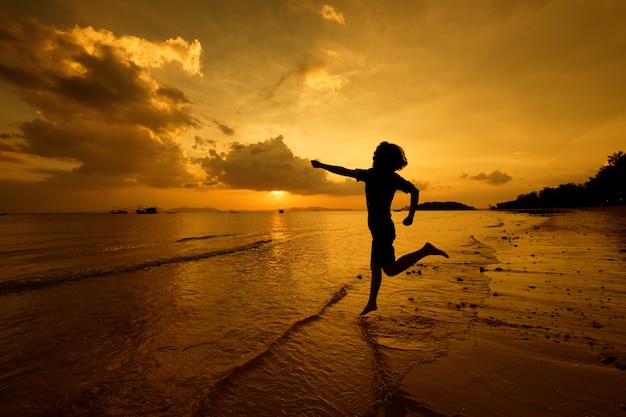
[372,142,408,172]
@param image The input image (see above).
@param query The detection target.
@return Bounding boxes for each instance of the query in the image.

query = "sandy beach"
[382,208,626,417]
[1,209,624,416]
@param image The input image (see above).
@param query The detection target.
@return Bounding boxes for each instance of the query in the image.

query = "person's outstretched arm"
[311,160,358,178]
[403,187,419,226]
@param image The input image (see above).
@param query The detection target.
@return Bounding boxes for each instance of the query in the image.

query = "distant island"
[402,201,476,211]
[493,151,625,210]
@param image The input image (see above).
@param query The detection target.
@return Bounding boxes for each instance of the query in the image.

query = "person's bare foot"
[359,304,377,316]
[424,242,449,258]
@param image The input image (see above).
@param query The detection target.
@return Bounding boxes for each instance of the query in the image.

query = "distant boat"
[110,207,128,214]
[166,211,178,214]
[0,212,7,216]
[278,209,284,213]
[136,206,158,214]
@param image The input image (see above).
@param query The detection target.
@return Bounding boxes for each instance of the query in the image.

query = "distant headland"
[492,151,624,210]
[407,201,476,211]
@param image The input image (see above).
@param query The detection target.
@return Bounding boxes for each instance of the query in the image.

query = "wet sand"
[381,208,626,417]
[2,210,623,416]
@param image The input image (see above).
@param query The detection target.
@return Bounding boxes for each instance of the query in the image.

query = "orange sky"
[1,0,625,212]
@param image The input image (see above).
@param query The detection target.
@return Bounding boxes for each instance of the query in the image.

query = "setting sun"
[1,3,625,416]
[0,1,624,212]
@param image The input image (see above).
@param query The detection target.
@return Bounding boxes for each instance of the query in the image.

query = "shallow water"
[0,209,624,416]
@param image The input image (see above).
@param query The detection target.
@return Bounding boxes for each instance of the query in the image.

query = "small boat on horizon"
[110,207,128,214]
[136,206,158,214]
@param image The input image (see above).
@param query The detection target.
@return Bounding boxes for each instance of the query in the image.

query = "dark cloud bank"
[462,170,513,185]
[0,15,197,189]
[198,135,361,195]
[0,16,360,201]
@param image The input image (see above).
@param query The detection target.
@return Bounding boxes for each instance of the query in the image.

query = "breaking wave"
[176,233,239,242]
[0,239,272,295]
[197,284,350,415]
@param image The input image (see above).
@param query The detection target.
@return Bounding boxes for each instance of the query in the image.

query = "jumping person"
[311,142,449,316]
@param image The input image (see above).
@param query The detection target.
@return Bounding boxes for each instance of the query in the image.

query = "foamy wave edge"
[0,239,272,295]
[197,284,350,415]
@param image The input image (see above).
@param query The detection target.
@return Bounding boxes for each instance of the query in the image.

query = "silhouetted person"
[312,142,449,315]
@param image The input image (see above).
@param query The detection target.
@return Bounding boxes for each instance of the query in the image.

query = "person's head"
[372,142,408,172]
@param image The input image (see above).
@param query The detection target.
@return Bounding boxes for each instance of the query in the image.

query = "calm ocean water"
[1,209,624,416]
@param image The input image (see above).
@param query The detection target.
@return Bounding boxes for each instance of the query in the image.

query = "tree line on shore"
[493,151,625,209]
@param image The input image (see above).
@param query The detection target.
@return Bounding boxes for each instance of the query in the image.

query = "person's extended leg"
[360,261,383,316]
[383,242,448,277]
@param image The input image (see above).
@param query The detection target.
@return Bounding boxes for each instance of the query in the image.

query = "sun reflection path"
[270,210,288,241]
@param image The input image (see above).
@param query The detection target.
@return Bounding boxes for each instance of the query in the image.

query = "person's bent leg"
[383,242,449,277]
[360,262,382,316]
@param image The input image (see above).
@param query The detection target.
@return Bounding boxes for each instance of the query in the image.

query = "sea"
[1,209,624,417]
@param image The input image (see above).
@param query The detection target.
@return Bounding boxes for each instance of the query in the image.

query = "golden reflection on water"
[270,211,289,241]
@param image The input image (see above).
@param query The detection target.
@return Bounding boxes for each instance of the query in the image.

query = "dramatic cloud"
[69,25,203,77]
[462,170,513,186]
[304,68,349,93]
[17,118,193,187]
[263,54,348,99]
[199,135,362,195]
[286,1,346,25]
[0,15,202,188]
[212,120,235,136]
[320,4,346,25]
[192,136,216,151]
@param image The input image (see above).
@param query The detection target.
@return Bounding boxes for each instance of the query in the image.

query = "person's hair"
[372,142,408,172]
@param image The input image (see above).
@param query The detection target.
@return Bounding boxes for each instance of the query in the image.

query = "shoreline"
[385,323,626,417]
[2,210,624,416]
[379,208,626,416]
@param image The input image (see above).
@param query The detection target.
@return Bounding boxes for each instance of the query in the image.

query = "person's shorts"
[370,223,396,266]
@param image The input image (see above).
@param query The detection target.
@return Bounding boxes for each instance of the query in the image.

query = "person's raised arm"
[311,160,358,178]
[402,187,419,226]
